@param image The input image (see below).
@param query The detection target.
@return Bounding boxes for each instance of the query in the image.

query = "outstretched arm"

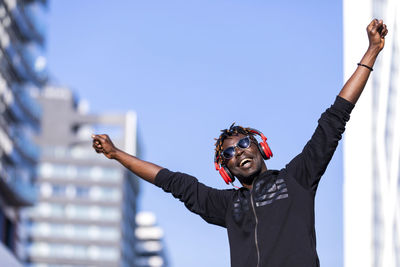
[92,134,162,184]
[92,134,231,226]
[339,19,388,104]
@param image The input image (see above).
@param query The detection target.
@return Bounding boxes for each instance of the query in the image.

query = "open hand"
[367,19,388,52]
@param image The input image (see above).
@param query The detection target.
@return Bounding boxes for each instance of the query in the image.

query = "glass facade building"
[343,0,400,266]
[21,86,141,267]
[0,0,46,265]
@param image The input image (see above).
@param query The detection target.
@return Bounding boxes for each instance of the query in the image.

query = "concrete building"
[343,1,400,266]
[22,86,141,267]
[135,212,169,267]
[0,0,47,265]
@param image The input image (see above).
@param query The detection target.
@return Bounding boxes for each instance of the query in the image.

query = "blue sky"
[46,1,350,266]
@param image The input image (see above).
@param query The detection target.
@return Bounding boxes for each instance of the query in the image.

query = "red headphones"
[214,128,272,185]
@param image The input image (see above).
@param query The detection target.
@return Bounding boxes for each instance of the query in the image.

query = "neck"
[242,183,253,190]
[240,166,268,190]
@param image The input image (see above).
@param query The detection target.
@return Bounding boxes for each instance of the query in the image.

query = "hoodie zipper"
[250,190,260,267]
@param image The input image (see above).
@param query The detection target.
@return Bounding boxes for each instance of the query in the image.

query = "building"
[0,0,47,265]
[343,0,400,266]
[135,212,169,267]
[22,86,140,267]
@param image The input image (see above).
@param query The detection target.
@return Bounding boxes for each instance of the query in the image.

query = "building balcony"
[0,162,36,206]
[7,124,40,164]
[19,42,47,84]
[40,146,111,162]
[135,241,163,255]
[5,0,46,44]
[135,255,165,267]
[26,255,119,267]
[0,35,47,84]
[12,83,42,124]
[27,242,120,262]
[6,89,41,131]
[2,44,29,82]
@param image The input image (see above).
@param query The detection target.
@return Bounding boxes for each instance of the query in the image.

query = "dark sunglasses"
[222,136,251,160]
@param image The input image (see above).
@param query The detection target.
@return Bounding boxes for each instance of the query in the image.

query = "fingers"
[91,134,109,153]
[92,143,103,153]
[92,134,108,142]
[93,145,103,154]
[380,24,388,38]
[368,19,387,37]
[92,139,104,153]
[367,19,376,32]
[91,134,117,160]
[369,19,382,34]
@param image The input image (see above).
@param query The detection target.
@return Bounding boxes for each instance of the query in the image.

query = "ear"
[220,165,235,184]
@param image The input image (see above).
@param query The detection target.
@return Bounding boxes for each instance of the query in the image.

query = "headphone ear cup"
[258,142,273,159]
[219,165,235,184]
[257,142,268,159]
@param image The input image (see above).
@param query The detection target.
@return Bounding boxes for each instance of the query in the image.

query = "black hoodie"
[155,96,354,267]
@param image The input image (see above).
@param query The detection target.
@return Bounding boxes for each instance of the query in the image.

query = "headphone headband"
[248,128,268,143]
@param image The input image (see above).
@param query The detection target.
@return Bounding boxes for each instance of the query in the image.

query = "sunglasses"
[222,136,251,160]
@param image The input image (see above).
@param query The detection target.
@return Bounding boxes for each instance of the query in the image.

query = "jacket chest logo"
[231,178,289,224]
[253,178,289,207]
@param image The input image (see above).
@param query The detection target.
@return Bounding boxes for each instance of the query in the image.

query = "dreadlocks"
[214,123,256,165]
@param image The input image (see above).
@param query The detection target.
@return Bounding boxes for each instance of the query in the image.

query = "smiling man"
[92,20,387,267]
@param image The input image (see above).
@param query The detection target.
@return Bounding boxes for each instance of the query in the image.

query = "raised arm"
[92,134,162,184]
[285,20,388,191]
[339,19,388,104]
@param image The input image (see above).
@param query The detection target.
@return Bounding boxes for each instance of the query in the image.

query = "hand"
[92,134,119,159]
[367,19,388,52]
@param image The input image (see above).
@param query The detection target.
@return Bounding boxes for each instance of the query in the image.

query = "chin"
[238,176,255,186]
[237,169,259,185]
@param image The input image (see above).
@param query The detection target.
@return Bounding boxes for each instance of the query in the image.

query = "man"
[92,19,388,267]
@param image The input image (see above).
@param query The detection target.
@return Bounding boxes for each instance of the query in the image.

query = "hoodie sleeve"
[154,168,233,227]
[285,96,354,193]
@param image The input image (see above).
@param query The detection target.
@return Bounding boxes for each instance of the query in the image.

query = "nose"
[234,146,244,157]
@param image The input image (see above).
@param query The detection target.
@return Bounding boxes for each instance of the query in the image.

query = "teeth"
[240,158,251,167]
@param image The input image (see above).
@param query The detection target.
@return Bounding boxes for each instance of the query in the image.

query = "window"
[52,184,66,196]
[76,186,89,198]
